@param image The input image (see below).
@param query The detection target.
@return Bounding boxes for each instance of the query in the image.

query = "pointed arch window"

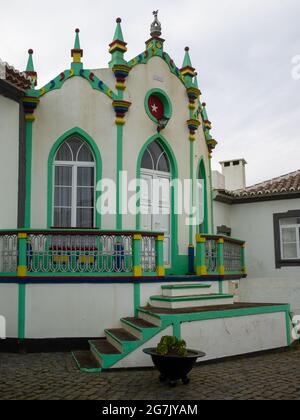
[141,140,170,173]
[53,136,95,228]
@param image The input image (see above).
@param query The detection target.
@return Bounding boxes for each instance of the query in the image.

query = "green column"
[208,153,214,234]
[18,233,28,339]
[24,120,33,228]
[217,238,225,294]
[189,138,194,245]
[196,234,207,276]
[241,243,247,276]
[156,235,165,277]
[132,234,142,277]
[116,123,123,231]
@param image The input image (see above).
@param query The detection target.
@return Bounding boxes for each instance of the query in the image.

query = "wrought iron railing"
[0,229,165,278]
[196,234,246,277]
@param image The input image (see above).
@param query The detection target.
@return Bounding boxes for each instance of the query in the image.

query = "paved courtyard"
[0,344,300,400]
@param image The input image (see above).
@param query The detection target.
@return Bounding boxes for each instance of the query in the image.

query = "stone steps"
[149,294,235,309]
[162,283,212,297]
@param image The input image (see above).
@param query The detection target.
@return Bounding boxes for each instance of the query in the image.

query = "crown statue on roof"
[150,10,162,38]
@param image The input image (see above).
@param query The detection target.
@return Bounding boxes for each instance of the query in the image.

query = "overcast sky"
[1,0,299,186]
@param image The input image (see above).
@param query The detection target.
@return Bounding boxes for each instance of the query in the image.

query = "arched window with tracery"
[53,136,95,228]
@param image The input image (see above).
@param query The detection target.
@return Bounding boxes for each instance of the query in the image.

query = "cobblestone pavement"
[0,344,300,400]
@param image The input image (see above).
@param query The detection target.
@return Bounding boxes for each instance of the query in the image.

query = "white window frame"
[280,222,300,261]
[53,154,96,228]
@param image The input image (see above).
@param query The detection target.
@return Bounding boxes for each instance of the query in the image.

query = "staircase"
[72,283,234,372]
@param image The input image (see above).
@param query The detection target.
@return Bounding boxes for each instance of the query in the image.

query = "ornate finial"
[150,10,162,38]
[71,28,83,66]
[26,49,37,87]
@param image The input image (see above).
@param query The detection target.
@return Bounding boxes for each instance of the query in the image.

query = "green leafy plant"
[156,336,188,357]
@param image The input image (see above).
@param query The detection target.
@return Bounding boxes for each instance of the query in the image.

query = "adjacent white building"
[214,162,300,315]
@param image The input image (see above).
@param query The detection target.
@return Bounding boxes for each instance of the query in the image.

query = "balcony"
[0,229,165,278]
[0,230,246,279]
[196,234,247,278]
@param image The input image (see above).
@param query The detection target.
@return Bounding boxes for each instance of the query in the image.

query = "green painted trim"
[173,321,181,339]
[71,352,102,374]
[24,121,33,228]
[150,294,234,302]
[197,157,209,234]
[35,69,117,101]
[141,304,291,327]
[47,127,102,229]
[161,284,211,290]
[18,284,26,339]
[134,283,141,318]
[136,134,179,273]
[208,156,214,234]
[144,88,173,124]
[285,310,292,346]
[116,124,123,230]
[189,140,194,244]
[128,50,186,88]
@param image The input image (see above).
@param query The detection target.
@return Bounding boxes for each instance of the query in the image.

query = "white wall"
[182,312,288,361]
[214,196,300,314]
[0,95,19,228]
[0,284,18,338]
[25,284,134,338]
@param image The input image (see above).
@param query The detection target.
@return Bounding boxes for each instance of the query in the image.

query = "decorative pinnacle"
[113,17,125,42]
[25,49,37,87]
[71,28,83,64]
[182,46,193,69]
[150,10,162,38]
[26,49,35,72]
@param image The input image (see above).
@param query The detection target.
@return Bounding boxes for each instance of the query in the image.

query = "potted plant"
[143,336,206,387]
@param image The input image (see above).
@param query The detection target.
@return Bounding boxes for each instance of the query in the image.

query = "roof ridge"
[235,169,300,193]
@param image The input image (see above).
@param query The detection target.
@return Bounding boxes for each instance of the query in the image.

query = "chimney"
[220,159,247,191]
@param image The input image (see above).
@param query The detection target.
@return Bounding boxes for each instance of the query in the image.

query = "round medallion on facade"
[145,89,173,125]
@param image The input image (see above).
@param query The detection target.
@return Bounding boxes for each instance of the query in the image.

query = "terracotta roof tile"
[0,58,32,91]
[217,170,300,201]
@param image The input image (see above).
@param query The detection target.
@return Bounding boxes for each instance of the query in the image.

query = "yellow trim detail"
[156,235,165,242]
[196,266,207,276]
[242,267,247,275]
[78,256,94,264]
[18,233,28,240]
[17,266,27,278]
[116,82,126,90]
[189,134,196,142]
[115,117,126,125]
[133,266,142,277]
[133,234,142,241]
[25,114,35,122]
[53,256,69,264]
[72,52,82,63]
[218,265,225,275]
[189,103,196,110]
[218,238,225,245]
[196,234,206,243]
[157,266,165,277]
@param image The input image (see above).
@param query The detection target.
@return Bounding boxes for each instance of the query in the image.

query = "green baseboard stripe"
[134,283,141,318]
[18,284,26,339]
[285,310,292,346]
[71,352,102,374]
